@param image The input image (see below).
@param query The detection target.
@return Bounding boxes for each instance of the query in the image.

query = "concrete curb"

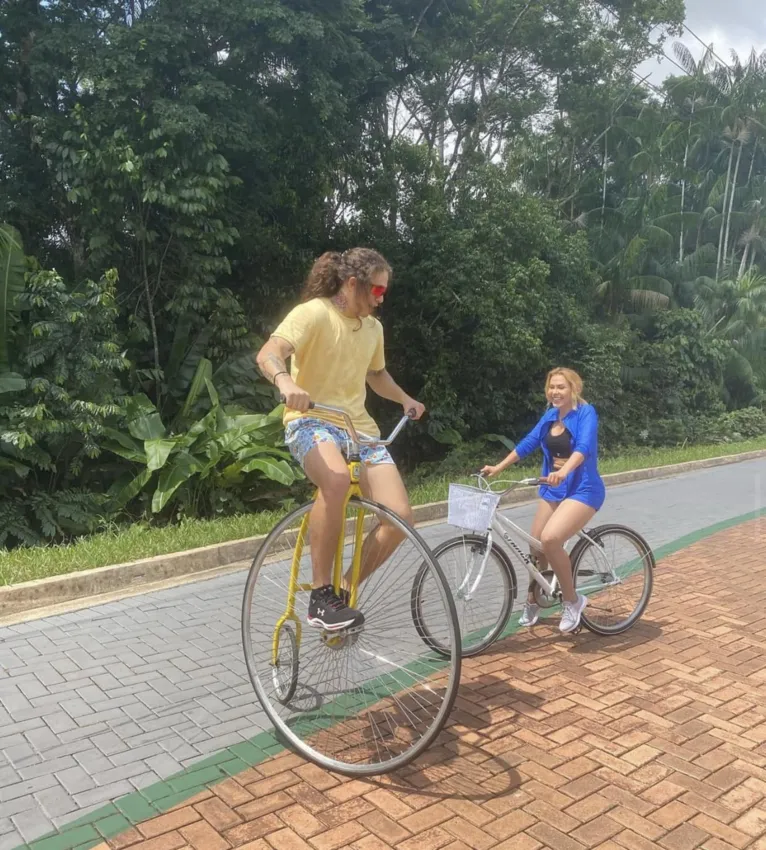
[2,447,765,619]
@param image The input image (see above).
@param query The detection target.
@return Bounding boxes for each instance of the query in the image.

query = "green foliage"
[0,264,127,546]
[708,407,766,442]
[4,0,766,558]
[367,165,597,457]
[104,370,299,519]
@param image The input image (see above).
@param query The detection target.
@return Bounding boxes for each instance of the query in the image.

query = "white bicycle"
[411,474,655,657]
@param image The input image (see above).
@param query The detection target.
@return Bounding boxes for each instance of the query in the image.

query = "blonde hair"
[545,367,585,409]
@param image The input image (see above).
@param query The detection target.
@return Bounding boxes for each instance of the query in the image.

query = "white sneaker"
[519,602,540,627]
[560,594,587,633]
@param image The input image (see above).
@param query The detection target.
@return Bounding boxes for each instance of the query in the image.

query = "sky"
[635,0,766,86]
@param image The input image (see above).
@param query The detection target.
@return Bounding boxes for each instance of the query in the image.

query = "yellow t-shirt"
[272,298,385,437]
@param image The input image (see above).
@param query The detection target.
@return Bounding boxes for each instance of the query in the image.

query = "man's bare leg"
[343,463,412,589]
[303,442,351,588]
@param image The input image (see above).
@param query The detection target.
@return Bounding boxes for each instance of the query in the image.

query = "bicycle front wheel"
[571,523,654,635]
[413,535,518,657]
[241,497,462,776]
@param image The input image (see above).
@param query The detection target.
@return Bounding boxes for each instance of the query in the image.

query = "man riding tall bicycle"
[256,247,425,632]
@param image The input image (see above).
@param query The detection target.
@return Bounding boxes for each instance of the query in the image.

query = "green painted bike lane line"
[14,506,764,850]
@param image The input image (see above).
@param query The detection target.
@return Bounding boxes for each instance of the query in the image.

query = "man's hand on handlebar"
[481,464,501,478]
[403,397,426,420]
[276,376,311,413]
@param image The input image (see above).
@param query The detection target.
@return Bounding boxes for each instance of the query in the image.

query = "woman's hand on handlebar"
[481,464,500,478]
[277,377,311,413]
[543,470,567,486]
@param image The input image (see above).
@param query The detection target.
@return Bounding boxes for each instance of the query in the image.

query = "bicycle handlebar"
[280,397,415,447]
[473,473,544,494]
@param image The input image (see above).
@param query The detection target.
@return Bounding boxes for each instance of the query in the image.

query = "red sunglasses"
[370,284,387,298]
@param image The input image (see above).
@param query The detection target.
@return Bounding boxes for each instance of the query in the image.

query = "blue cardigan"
[514,402,604,506]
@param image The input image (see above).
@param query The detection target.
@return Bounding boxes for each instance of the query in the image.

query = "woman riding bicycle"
[482,367,605,634]
[256,248,425,632]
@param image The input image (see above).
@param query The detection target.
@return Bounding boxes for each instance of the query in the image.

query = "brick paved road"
[95,514,766,850]
[1,459,765,848]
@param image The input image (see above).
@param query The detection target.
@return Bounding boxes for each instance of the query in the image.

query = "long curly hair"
[300,248,392,302]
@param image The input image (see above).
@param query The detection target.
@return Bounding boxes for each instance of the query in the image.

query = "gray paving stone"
[44,711,78,735]
[90,673,123,691]
[31,739,93,763]
[9,644,40,660]
[109,743,163,767]
[18,756,78,781]
[12,806,55,843]
[0,794,41,820]
[78,708,127,728]
[127,770,162,791]
[51,659,80,676]
[58,765,96,795]
[152,746,193,769]
[90,731,128,757]
[0,768,20,788]
[34,667,66,688]
[57,723,109,744]
[74,685,107,704]
[29,691,77,711]
[73,750,113,776]
[35,784,79,820]
[0,830,24,850]
[137,713,193,734]
[0,734,26,751]
[0,775,59,804]
[24,726,62,752]
[3,744,36,769]
[0,692,31,717]
[60,698,95,720]
[72,779,135,809]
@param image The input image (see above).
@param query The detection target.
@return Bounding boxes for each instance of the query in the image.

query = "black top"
[546,425,572,459]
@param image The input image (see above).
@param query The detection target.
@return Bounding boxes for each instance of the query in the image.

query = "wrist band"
[272,371,289,384]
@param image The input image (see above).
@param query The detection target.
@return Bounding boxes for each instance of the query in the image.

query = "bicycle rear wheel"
[413,535,517,657]
[571,523,654,635]
[242,497,461,776]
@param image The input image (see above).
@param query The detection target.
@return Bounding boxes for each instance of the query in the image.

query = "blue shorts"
[538,482,605,511]
[285,417,394,470]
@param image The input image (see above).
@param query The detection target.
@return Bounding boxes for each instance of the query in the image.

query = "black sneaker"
[307,585,364,631]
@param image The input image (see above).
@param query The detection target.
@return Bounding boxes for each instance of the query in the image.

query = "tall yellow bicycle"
[241,402,461,776]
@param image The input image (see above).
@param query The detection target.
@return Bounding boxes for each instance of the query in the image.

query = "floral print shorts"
[284,417,394,470]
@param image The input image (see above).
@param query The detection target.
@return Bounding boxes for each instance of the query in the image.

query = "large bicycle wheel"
[241,497,461,776]
[413,535,518,657]
[571,524,654,635]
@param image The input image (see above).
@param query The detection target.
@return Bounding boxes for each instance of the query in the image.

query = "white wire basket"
[447,483,501,533]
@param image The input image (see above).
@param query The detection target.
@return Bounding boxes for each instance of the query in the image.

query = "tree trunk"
[717,136,735,280]
[680,97,697,264]
[601,130,608,231]
[723,136,743,276]
[738,242,750,280]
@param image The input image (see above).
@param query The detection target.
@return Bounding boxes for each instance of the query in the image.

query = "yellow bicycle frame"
[270,459,367,664]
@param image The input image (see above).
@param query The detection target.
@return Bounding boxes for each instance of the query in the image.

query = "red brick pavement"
[97,516,766,850]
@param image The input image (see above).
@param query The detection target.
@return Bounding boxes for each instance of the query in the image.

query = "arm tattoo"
[259,353,288,384]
